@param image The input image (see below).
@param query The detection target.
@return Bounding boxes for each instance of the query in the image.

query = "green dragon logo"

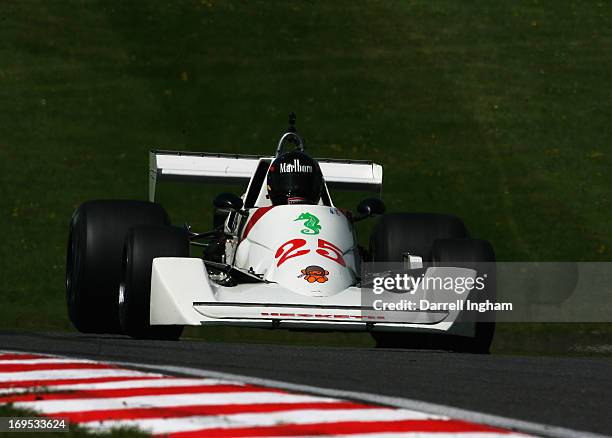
[295,212,321,235]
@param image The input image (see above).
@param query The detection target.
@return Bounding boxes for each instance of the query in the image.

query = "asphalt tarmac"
[1,331,610,435]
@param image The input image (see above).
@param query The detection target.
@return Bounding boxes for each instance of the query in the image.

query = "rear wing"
[149,150,383,201]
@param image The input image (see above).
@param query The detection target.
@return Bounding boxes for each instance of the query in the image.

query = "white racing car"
[66,115,496,353]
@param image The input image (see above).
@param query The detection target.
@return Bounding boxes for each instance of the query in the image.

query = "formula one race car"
[66,114,496,353]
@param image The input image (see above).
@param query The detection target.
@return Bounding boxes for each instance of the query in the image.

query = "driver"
[266,150,323,205]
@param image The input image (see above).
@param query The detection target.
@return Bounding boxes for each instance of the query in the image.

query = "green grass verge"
[1,1,611,354]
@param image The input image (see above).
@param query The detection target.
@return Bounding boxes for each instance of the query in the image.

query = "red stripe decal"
[49,401,375,423]
[160,419,508,437]
[242,206,274,240]
[0,384,282,403]
[0,363,115,372]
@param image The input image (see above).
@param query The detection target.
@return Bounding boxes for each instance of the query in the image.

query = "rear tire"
[119,225,189,340]
[369,213,468,262]
[66,200,170,333]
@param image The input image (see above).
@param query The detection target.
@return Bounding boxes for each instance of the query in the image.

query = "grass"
[0,1,611,354]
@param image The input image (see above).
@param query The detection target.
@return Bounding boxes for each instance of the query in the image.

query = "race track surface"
[1,331,610,435]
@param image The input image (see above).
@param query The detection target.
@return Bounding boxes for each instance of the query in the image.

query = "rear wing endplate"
[149,150,382,201]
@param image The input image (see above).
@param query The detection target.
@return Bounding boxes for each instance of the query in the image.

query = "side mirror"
[213,193,244,213]
[354,198,385,221]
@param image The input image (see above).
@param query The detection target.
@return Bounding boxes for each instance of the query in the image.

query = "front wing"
[149,257,478,336]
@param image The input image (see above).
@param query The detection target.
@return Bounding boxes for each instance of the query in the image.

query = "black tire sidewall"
[66,208,89,331]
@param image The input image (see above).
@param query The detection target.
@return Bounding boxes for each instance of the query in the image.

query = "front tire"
[432,238,496,354]
[119,225,189,340]
[368,213,495,352]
